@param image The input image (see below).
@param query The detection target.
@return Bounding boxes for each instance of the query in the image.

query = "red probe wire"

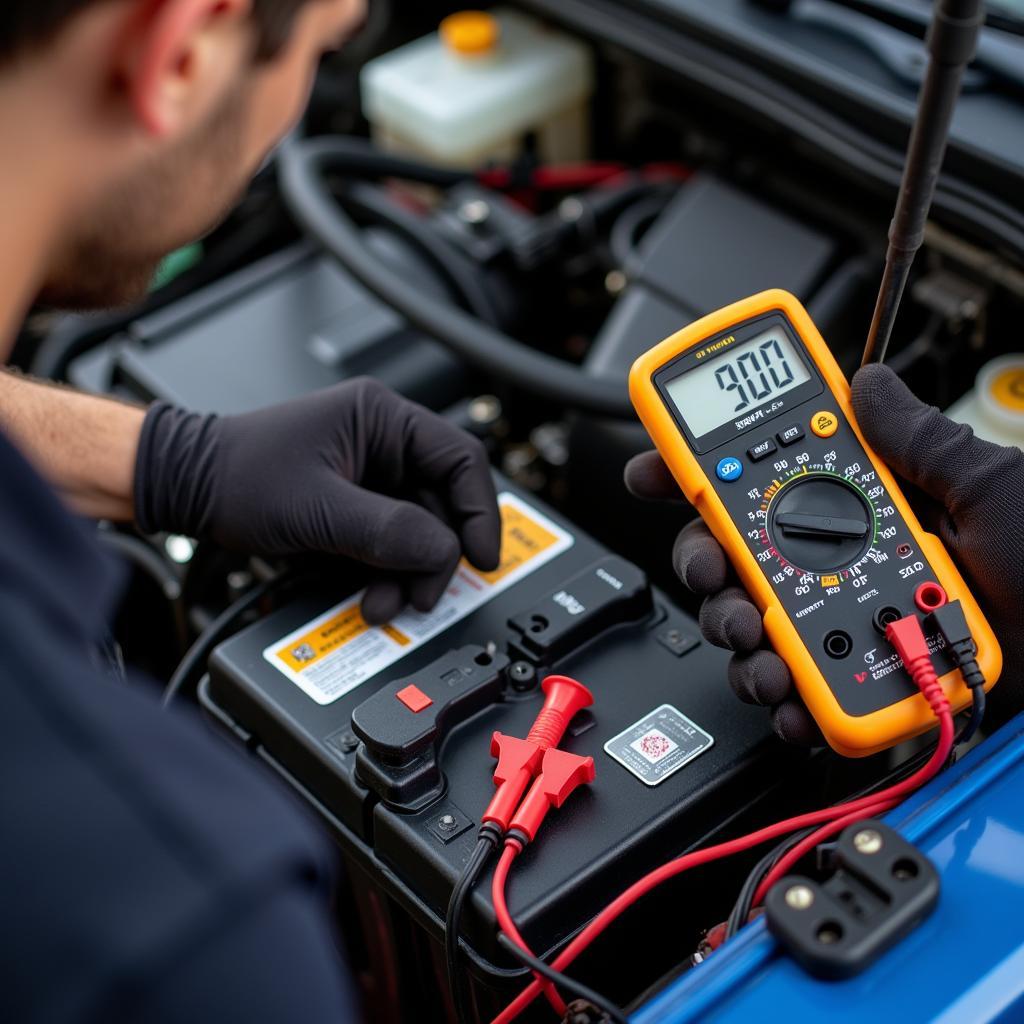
[489,615,955,1024]
[493,839,568,1016]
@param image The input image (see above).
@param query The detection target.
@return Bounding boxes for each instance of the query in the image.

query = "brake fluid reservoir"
[360,9,594,169]
[945,354,1024,450]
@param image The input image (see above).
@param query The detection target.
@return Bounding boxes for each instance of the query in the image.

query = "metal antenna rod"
[861,0,984,366]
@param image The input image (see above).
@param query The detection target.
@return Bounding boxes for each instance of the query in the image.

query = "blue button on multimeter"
[715,457,743,482]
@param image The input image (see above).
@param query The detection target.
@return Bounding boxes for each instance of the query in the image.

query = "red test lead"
[483,675,593,831]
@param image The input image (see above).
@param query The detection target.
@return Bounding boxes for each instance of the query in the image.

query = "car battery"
[201,482,799,1016]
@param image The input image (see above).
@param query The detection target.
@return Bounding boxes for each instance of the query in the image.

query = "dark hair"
[0,0,319,63]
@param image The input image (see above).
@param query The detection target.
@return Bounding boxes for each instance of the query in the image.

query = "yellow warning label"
[820,574,840,587]
[264,493,574,706]
[476,503,562,585]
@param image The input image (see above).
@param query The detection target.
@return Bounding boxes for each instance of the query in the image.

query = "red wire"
[751,798,899,908]
[492,841,567,1017]
[490,706,955,1024]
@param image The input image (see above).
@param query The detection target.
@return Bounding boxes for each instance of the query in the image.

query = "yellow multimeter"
[630,289,1001,757]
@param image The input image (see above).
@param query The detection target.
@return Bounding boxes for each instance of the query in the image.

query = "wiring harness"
[485,607,984,1023]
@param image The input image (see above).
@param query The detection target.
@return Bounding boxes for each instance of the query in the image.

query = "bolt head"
[784,884,815,910]
[853,829,884,855]
[438,814,458,831]
[459,199,491,226]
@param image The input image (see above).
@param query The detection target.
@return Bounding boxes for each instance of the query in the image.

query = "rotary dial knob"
[767,476,872,574]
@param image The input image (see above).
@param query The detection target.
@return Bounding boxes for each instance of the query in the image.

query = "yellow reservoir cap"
[989,366,1024,413]
[440,11,501,56]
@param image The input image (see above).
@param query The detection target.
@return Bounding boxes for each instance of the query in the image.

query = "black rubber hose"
[277,136,636,419]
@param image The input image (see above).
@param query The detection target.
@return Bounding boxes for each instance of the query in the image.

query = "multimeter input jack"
[872,605,904,636]
[823,630,853,660]
[914,582,948,615]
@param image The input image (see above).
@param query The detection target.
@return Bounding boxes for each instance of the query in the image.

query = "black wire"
[496,934,629,1024]
[161,574,282,708]
[446,834,497,1024]
[958,685,987,745]
[277,136,636,419]
[337,181,503,326]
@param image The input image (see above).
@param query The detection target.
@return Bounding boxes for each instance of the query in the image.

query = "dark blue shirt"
[0,429,359,1022]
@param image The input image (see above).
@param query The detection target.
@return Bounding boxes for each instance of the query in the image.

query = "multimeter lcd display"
[664,329,812,440]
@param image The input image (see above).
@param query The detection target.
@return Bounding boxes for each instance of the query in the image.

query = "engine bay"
[17,2,1024,1020]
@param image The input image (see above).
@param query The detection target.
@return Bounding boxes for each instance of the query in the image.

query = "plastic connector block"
[765,819,939,980]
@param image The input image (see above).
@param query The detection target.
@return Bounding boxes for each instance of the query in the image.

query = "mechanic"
[627,367,1024,744]
[0,1,500,1020]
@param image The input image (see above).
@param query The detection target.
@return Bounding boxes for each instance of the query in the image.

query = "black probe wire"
[446,831,500,1024]
[862,0,986,365]
[277,136,635,420]
[496,934,630,1024]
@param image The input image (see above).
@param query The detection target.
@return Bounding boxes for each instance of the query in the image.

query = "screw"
[438,814,458,832]
[854,829,884,855]
[784,885,815,910]
[468,395,502,426]
[459,199,491,226]
[558,196,585,223]
[605,269,628,295]
[164,534,196,564]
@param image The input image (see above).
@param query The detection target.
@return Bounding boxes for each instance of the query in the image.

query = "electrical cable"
[338,180,504,326]
[446,830,501,1024]
[608,194,673,272]
[161,573,283,708]
[493,840,567,1016]
[496,934,629,1024]
[489,616,954,1023]
[277,136,636,419]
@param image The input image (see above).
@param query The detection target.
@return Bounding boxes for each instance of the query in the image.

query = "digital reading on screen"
[665,329,811,439]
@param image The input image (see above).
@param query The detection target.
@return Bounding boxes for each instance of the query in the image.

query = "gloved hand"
[626,363,1024,743]
[134,378,501,625]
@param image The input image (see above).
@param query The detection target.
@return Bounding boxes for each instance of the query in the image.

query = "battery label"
[264,493,574,705]
[603,704,714,786]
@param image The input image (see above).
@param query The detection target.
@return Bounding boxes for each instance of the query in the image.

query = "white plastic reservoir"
[945,354,1024,450]
[360,9,594,169]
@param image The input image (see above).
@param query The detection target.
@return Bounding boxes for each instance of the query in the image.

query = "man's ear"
[122,0,253,137]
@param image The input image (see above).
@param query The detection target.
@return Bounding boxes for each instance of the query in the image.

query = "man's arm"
[0,370,142,520]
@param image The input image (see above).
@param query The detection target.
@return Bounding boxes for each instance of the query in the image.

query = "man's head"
[2,0,363,308]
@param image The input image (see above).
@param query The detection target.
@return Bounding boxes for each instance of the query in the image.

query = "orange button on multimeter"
[810,410,838,438]
[629,289,1001,757]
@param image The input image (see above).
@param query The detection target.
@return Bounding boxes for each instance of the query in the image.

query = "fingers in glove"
[672,520,729,596]
[699,586,763,653]
[333,486,463,576]
[624,450,684,502]
[361,578,407,626]
[727,650,794,706]
[771,699,825,747]
[852,363,1024,518]
[397,402,501,571]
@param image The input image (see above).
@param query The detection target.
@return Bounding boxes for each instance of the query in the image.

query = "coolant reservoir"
[360,9,594,168]
[945,354,1024,450]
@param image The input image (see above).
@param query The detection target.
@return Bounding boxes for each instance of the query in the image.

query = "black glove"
[135,378,501,625]
[626,363,1024,744]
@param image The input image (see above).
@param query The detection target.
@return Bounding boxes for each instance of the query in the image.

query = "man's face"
[40,0,364,309]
